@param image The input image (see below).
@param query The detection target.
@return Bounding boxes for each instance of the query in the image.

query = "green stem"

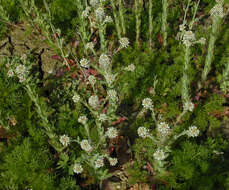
[182,45,191,103]
[200,16,220,87]
[149,0,153,49]
[25,84,49,127]
[183,0,191,25]
[135,0,142,46]
[118,0,126,35]
[111,0,122,39]
[162,0,168,47]
[99,24,106,53]
[189,0,200,30]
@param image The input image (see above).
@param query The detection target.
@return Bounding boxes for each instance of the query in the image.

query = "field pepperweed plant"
[0,0,229,189]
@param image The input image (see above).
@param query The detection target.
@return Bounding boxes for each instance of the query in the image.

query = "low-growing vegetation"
[0,0,229,189]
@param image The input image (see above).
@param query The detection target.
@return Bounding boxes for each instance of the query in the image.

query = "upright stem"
[200,16,220,88]
[183,0,191,25]
[189,0,200,30]
[25,84,49,127]
[118,0,126,35]
[111,0,122,39]
[99,24,106,53]
[135,0,142,46]
[221,60,229,93]
[162,0,168,47]
[149,0,153,49]
[182,45,191,103]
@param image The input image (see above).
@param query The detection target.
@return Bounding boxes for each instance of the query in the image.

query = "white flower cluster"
[90,0,99,7]
[82,7,91,18]
[106,127,118,139]
[99,54,111,71]
[86,42,94,50]
[73,163,83,174]
[104,16,113,23]
[60,135,70,147]
[157,122,170,136]
[153,149,166,161]
[124,64,135,72]
[13,64,28,83]
[186,126,200,137]
[95,7,105,21]
[94,157,104,168]
[15,64,27,75]
[80,139,93,152]
[142,98,153,110]
[183,101,194,112]
[109,157,118,166]
[80,58,90,68]
[72,94,80,103]
[179,23,186,32]
[7,69,14,77]
[88,75,96,85]
[104,73,116,85]
[78,115,88,125]
[182,30,196,47]
[198,37,206,45]
[88,95,100,109]
[137,126,149,138]
[119,37,129,48]
[107,89,118,102]
[98,113,107,122]
[210,1,224,18]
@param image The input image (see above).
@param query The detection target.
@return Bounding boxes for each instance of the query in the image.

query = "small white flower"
[98,113,107,122]
[109,157,118,166]
[104,73,116,85]
[82,7,91,18]
[7,69,14,77]
[183,101,194,112]
[94,157,104,168]
[210,3,224,18]
[119,37,129,48]
[182,31,196,46]
[80,58,89,68]
[78,115,88,125]
[198,37,206,45]
[142,98,153,110]
[86,42,94,49]
[183,31,196,41]
[90,0,99,7]
[157,122,170,136]
[88,75,96,85]
[95,7,105,21]
[124,64,135,72]
[60,135,70,147]
[88,95,100,109]
[15,64,27,75]
[72,94,80,103]
[186,126,200,137]
[179,23,186,32]
[104,16,113,23]
[18,75,26,83]
[106,127,118,139]
[99,54,111,70]
[20,54,27,61]
[137,126,149,138]
[80,139,93,152]
[153,149,166,161]
[216,0,223,3]
[73,163,83,174]
[107,89,118,102]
